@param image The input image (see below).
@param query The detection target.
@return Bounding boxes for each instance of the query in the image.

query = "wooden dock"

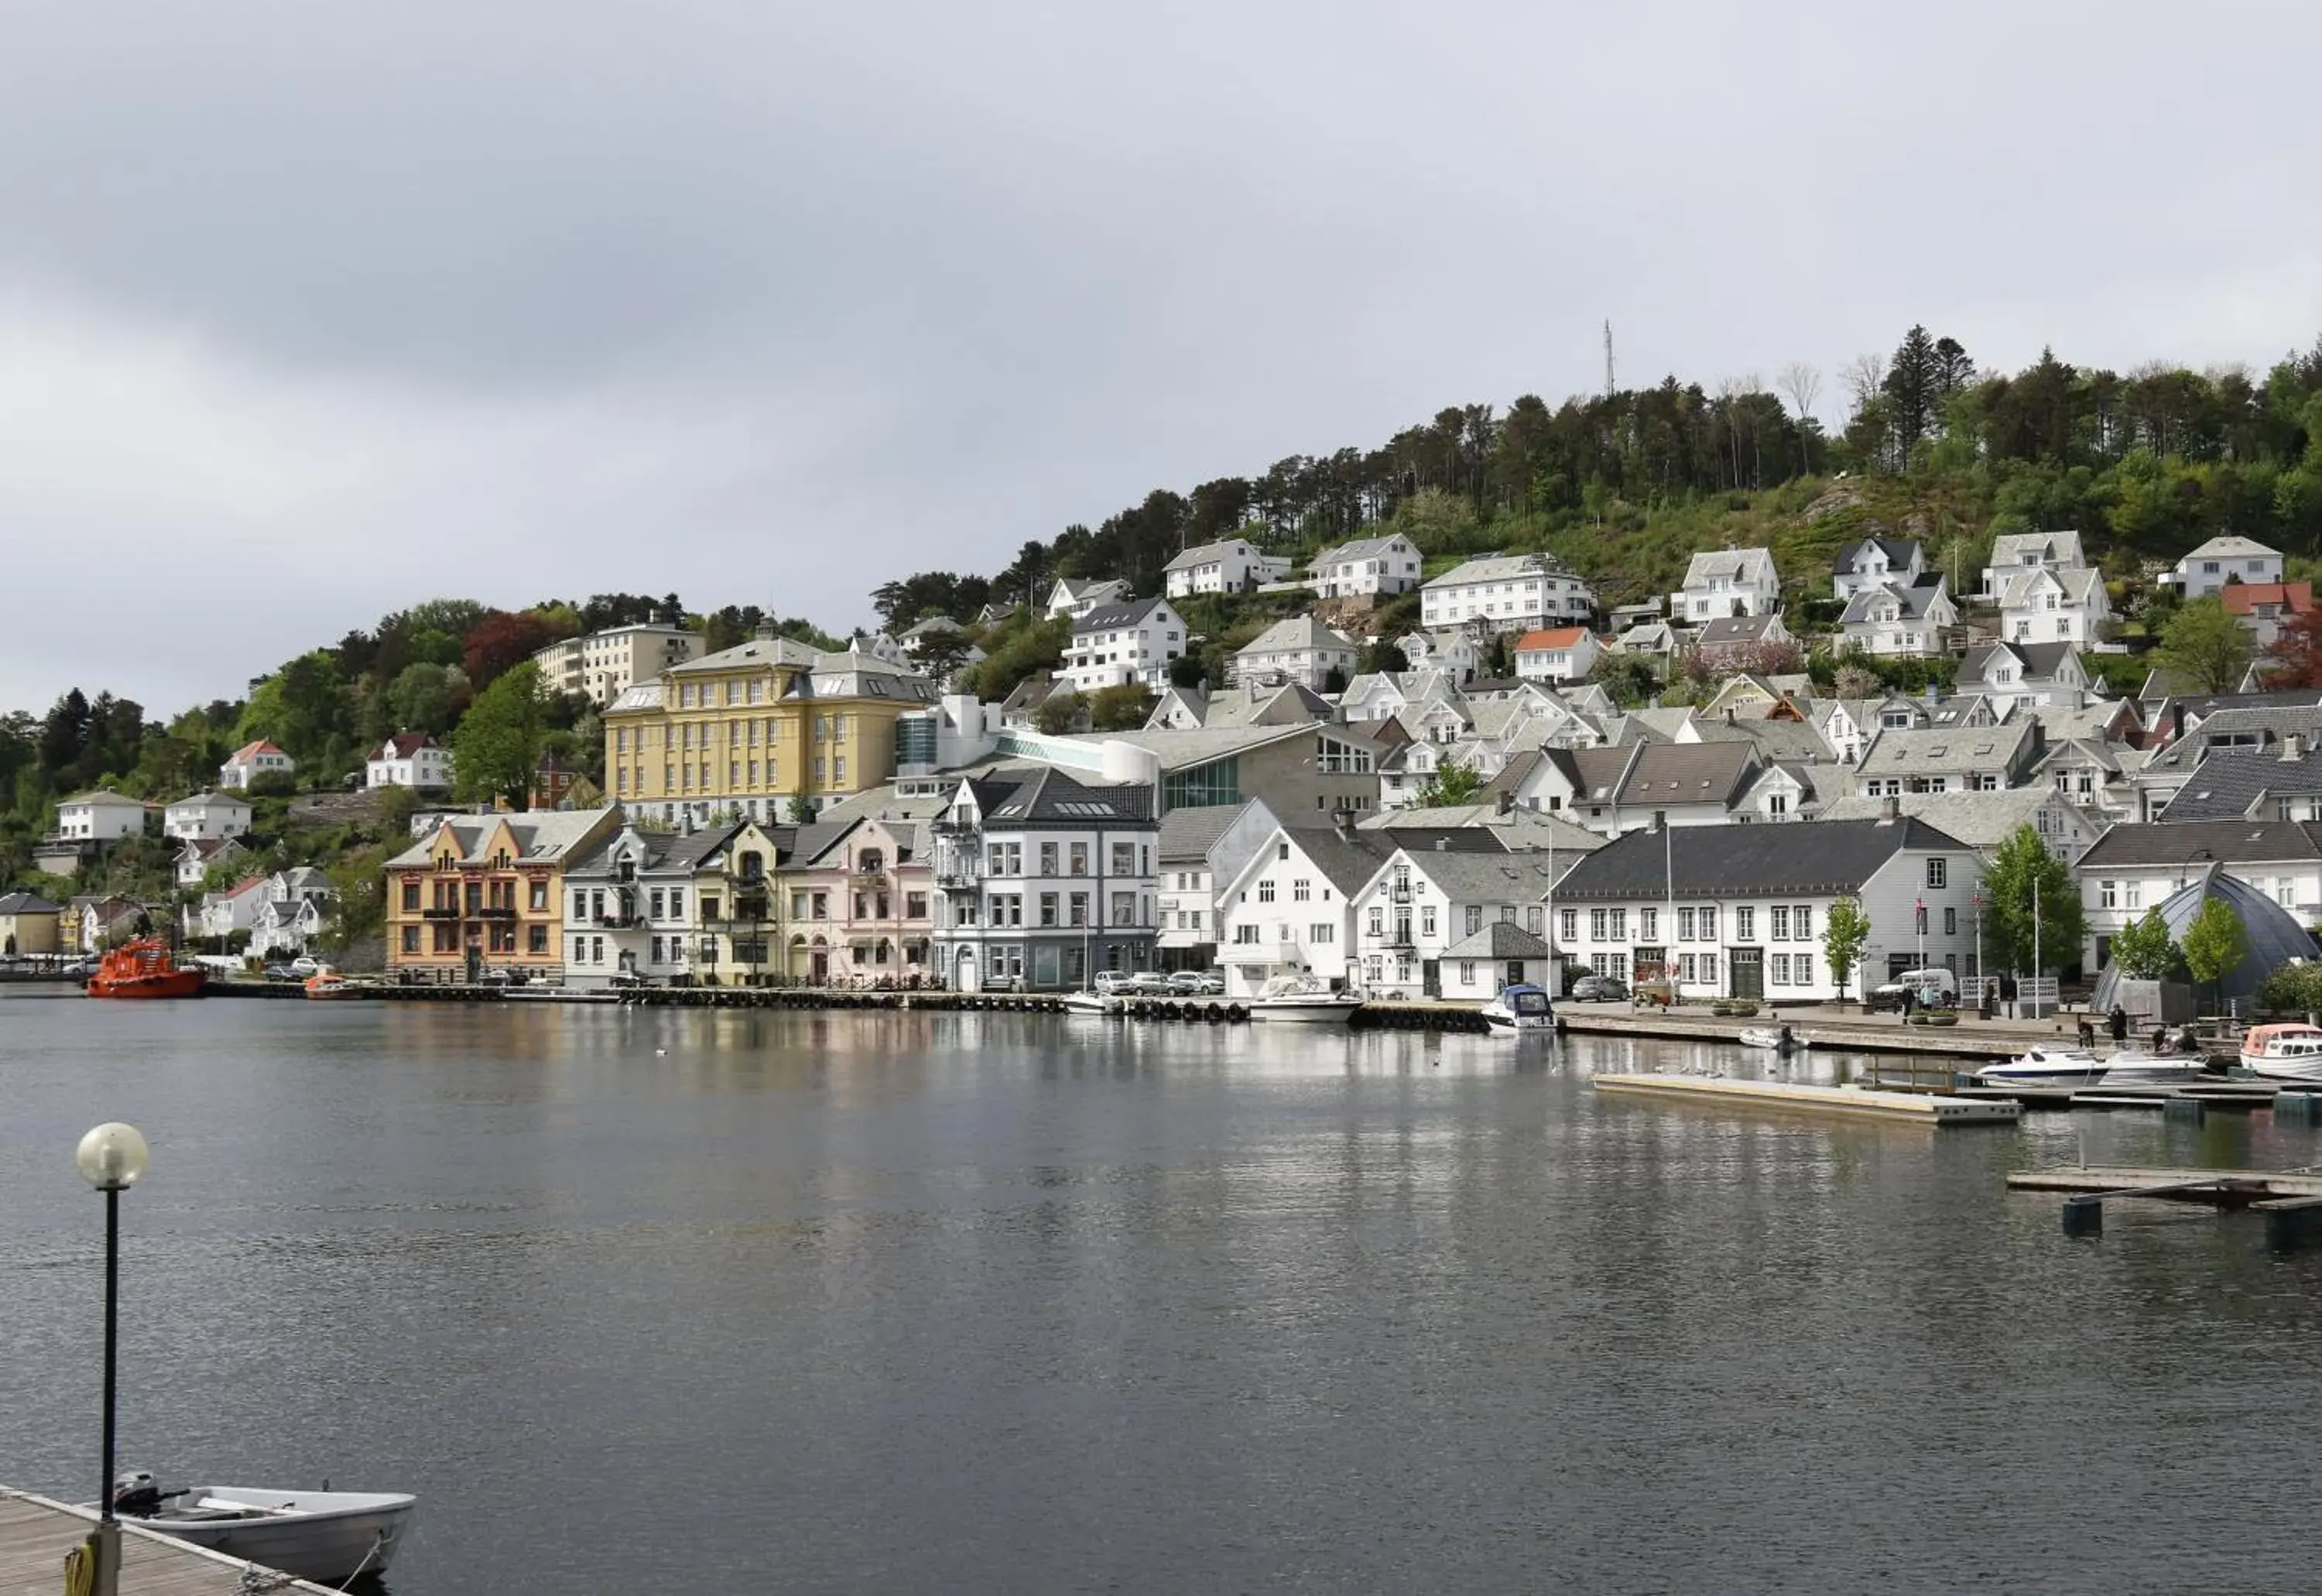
[1559,1005,2082,1060]
[2006,1164,2322,1245]
[0,1488,338,1594]
[1590,1072,2022,1125]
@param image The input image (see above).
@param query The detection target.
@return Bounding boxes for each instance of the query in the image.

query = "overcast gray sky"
[4,0,2317,717]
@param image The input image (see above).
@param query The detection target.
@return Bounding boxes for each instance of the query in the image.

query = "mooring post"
[2061,1196,2104,1238]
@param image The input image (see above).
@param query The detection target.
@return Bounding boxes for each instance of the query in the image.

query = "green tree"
[2153,595,2252,693]
[2107,907,2180,980]
[451,662,546,810]
[1086,684,1155,731]
[1416,756,1484,807]
[1585,654,1662,709]
[1981,825,2084,976]
[2180,896,2249,1012]
[385,663,470,737]
[1822,895,1872,1009]
[1033,691,1086,735]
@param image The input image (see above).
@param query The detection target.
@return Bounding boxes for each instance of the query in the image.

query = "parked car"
[262,963,300,982]
[1569,974,1628,1002]
[289,956,322,977]
[1168,970,1225,996]
[1092,970,1134,996]
[1126,971,1171,995]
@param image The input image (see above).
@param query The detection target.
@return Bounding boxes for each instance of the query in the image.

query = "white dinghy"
[108,1471,417,1585]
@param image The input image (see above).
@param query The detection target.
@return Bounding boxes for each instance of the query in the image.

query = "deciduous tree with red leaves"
[462,610,565,692]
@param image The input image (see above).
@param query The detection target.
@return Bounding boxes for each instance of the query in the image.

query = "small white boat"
[1059,990,1123,1017]
[2092,1050,2211,1085]
[1246,974,1361,1025]
[2241,1022,2322,1079]
[108,1472,416,1584]
[1479,983,1556,1033]
[1738,1026,1809,1053]
[1976,1046,2109,1087]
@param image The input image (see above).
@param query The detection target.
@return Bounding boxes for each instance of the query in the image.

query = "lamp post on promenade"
[75,1122,150,1596]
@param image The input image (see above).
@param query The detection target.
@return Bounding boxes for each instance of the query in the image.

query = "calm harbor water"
[5,992,2322,1594]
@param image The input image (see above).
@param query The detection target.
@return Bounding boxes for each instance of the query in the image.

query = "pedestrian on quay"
[2108,1005,2129,1043]
[1901,985,1916,1022]
[2078,1016,2097,1050]
[2152,1023,2170,1054]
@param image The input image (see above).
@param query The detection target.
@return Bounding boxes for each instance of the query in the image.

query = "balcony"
[594,912,639,928]
[478,906,519,921]
[421,907,461,921]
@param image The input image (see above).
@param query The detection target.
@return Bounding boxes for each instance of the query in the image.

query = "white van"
[1873,966,1957,1009]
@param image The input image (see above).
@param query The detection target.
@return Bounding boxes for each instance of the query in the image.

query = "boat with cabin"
[2240,1022,2322,1079]
[1246,974,1361,1024]
[1975,1046,2109,1087]
[1479,983,1556,1033]
[84,937,206,1000]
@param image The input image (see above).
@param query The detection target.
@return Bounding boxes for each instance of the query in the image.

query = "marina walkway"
[0,1488,336,1596]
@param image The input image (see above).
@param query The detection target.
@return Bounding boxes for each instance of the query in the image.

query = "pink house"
[783,814,937,985]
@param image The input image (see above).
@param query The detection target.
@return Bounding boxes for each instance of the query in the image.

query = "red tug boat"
[85,937,208,999]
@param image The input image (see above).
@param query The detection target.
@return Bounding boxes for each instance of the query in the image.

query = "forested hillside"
[872,327,2322,638]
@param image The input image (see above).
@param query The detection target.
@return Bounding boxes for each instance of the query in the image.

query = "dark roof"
[1841,572,1948,624]
[383,732,437,758]
[787,819,868,867]
[1275,824,1403,895]
[0,891,62,914]
[568,820,741,875]
[2075,819,2322,868]
[2156,750,2322,820]
[1696,615,1780,646]
[1559,745,1639,803]
[1443,920,1553,958]
[1832,536,1921,573]
[1480,749,1546,799]
[1363,823,1508,855]
[1554,817,1967,900]
[1614,742,1760,808]
[961,766,1155,827]
[1073,597,1166,633]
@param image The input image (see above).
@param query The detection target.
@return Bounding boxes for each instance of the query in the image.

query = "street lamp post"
[75,1122,149,1596]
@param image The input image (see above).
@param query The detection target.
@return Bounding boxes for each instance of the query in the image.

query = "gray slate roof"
[1443,920,1553,959]
[2156,750,2322,820]
[1554,817,1967,900]
[1159,803,1249,864]
[0,891,62,914]
[1074,597,1168,634]
[2074,819,2322,868]
[1840,572,1947,625]
[961,766,1155,826]
[1694,614,1782,646]
[1615,741,1761,808]
[1832,536,1922,573]
[1163,538,1260,572]
[1855,719,2037,779]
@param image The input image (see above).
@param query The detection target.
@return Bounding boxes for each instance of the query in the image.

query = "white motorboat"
[1975,1046,2109,1087]
[1059,990,1123,1017]
[1738,1025,1809,1053]
[2240,1022,2322,1079]
[2091,1050,2211,1085]
[1245,974,1361,1025]
[1479,983,1556,1033]
[108,1472,416,1584]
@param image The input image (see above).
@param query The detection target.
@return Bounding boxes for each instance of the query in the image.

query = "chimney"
[2283,733,2303,763]
[1882,793,1901,823]
[1724,707,1737,725]
[1495,790,1514,817]
[1331,807,1355,841]
[1923,683,1940,707]
[1433,837,1448,851]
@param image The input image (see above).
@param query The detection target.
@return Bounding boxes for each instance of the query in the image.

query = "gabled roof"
[1395,844,1563,903]
[1443,920,1553,959]
[1817,789,2095,849]
[1614,741,1760,808]
[567,819,744,877]
[2155,749,2322,820]
[1236,615,1355,656]
[165,790,248,810]
[60,788,147,807]
[2222,581,2316,616]
[1960,639,2082,682]
[1424,552,1577,588]
[1556,817,1966,900]
[1855,718,2037,777]
[379,733,440,759]
[1163,538,1260,572]
[1159,803,1251,864]
[226,740,286,763]
[1514,626,1591,652]
[667,635,817,675]
[957,766,1155,827]
[1310,533,1415,565]
[1073,597,1168,634]
[1989,529,2085,568]
[1694,613,1783,646]
[1998,565,2105,608]
[1678,548,1775,587]
[2180,535,2283,563]
[1259,824,1405,897]
[1832,536,1922,574]
[385,808,618,868]
[2074,818,2322,868]
[0,891,62,914]
[1840,573,1949,625]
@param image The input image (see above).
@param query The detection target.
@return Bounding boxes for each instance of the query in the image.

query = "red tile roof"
[2222,582,2314,615]
[1514,626,1590,652]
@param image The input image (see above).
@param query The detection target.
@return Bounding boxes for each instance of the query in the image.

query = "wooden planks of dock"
[1590,1072,2022,1125]
[0,1489,339,1595]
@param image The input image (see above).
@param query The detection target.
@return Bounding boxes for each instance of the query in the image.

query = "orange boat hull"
[87,970,207,998]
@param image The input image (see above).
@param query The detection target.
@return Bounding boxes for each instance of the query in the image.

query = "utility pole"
[1604,320,1616,399]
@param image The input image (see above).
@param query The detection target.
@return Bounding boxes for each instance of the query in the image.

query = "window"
[401,925,420,953]
[1235,925,1260,944]
[1310,923,1334,944]
[1699,906,1718,940]
[1110,842,1132,875]
[1793,905,1813,937]
[1040,893,1058,928]
[1771,952,1789,986]
[1259,880,1276,903]
[1916,904,1928,935]
[2099,880,2117,909]
[1422,906,1438,937]
[1465,906,1483,936]
[1039,842,1059,877]
[1944,906,1957,935]
[1528,906,1545,936]
[1560,909,1577,944]
[1796,954,1816,986]
[1770,906,1789,940]
[1368,907,1383,936]
[1735,906,1755,941]
[651,889,666,918]
[1608,909,1627,941]
[1590,909,1607,940]
[1926,858,1947,889]
[1678,907,1697,941]
[1293,878,1311,902]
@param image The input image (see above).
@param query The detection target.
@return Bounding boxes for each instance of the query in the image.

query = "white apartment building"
[1670,549,1781,621]
[1552,814,1981,1003]
[533,624,704,706]
[1229,616,1358,690]
[161,791,253,841]
[1310,534,1424,599]
[1214,822,1398,995]
[1156,801,1276,973]
[561,820,738,990]
[55,790,148,841]
[1062,598,1186,692]
[2170,536,2283,599]
[366,734,456,790]
[2072,820,2322,970]
[1512,626,1600,685]
[1421,553,1595,634]
[1998,565,2110,645]
[1981,529,2085,599]
[1348,841,1567,998]
[1163,538,1292,598]
[930,769,1161,991]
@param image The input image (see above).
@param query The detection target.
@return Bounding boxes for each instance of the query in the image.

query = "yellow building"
[602,635,939,824]
[691,819,789,985]
[383,807,622,984]
[0,891,63,957]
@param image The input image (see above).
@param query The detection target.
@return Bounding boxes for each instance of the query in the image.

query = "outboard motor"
[111,1471,164,1515]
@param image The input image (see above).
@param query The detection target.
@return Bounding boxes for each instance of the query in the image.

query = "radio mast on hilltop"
[1603,320,1615,399]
